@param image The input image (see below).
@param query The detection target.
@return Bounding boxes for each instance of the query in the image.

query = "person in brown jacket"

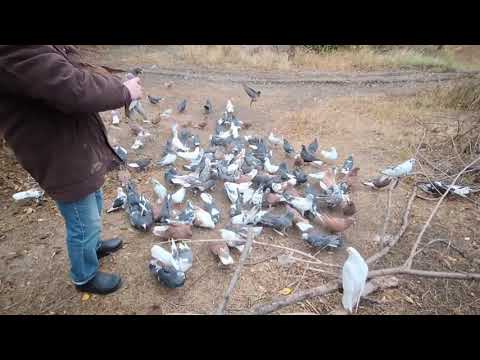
[0,45,143,294]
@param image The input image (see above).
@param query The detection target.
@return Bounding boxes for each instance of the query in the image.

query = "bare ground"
[1,46,479,315]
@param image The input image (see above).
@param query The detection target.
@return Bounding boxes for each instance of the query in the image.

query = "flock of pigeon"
[102,68,440,313]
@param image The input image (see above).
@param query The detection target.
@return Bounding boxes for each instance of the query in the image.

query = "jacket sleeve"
[0,45,132,114]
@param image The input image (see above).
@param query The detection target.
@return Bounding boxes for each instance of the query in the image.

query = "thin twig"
[367,187,417,265]
[405,155,480,269]
[245,250,283,266]
[415,238,467,259]
[380,180,395,247]
[215,230,255,315]
[157,238,340,267]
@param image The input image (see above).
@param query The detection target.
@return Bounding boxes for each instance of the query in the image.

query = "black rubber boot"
[75,272,122,295]
[96,238,123,259]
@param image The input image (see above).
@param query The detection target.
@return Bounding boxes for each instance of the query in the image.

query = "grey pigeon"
[148,95,163,105]
[149,262,185,289]
[300,145,319,162]
[258,211,294,233]
[341,155,354,175]
[242,83,261,107]
[127,158,151,171]
[158,194,173,224]
[293,167,308,184]
[113,145,128,163]
[175,201,196,225]
[302,230,344,249]
[204,99,213,114]
[177,99,187,113]
[164,167,178,185]
[283,139,295,157]
[106,187,127,213]
[307,138,319,154]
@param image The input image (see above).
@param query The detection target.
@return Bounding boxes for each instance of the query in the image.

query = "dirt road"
[1,46,479,315]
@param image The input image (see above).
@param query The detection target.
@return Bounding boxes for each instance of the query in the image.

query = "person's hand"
[123,77,143,100]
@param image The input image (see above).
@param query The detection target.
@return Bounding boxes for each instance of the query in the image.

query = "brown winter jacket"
[0,45,131,203]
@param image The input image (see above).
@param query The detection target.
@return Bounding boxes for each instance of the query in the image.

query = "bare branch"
[380,180,395,247]
[367,187,417,265]
[404,155,480,268]
[215,230,255,315]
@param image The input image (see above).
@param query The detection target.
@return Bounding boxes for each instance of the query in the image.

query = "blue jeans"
[56,189,103,285]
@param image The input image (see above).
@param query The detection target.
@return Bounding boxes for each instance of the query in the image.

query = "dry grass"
[161,46,471,73]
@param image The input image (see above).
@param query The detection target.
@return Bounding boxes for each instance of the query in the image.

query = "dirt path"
[1,46,479,315]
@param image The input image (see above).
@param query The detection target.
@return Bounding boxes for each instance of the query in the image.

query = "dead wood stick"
[368,267,480,280]
[248,280,340,315]
[415,238,467,258]
[249,264,480,315]
[215,231,255,315]
[405,155,480,269]
[245,250,283,266]
[380,180,395,247]
[158,238,338,267]
[367,187,417,265]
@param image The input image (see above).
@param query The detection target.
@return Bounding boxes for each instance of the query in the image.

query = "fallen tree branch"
[367,187,417,265]
[249,265,480,315]
[415,238,468,259]
[215,231,255,315]
[248,280,340,315]
[405,155,480,269]
[380,180,395,247]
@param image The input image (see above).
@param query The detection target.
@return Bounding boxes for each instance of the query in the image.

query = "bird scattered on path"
[302,230,344,249]
[242,83,261,107]
[148,95,163,105]
[307,138,319,154]
[209,243,234,265]
[177,99,187,113]
[204,99,213,114]
[321,147,338,161]
[362,175,392,190]
[106,187,127,213]
[381,158,415,177]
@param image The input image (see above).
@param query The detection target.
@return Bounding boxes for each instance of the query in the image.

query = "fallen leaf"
[81,293,91,301]
[279,287,293,296]
[404,296,415,304]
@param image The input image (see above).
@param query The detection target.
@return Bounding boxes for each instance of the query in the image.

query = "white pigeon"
[157,152,177,167]
[151,244,179,271]
[131,136,144,150]
[226,99,234,114]
[231,122,240,139]
[161,109,173,118]
[308,171,327,180]
[111,110,120,125]
[321,147,338,161]
[151,179,167,203]
[192,206,216,229]
[381,158,415,177]
[342,247,369,314]
[172,187,186,204]
[264,157,279,174]
[177,147,202,161]
[171,124,190,152]
[224,182,252,204]
[296,221,313,232]
[268,132,283,146]
[285,193,314,216]
[220,229,246,253]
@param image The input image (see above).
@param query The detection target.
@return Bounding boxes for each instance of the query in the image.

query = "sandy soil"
[1,46,479,315]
